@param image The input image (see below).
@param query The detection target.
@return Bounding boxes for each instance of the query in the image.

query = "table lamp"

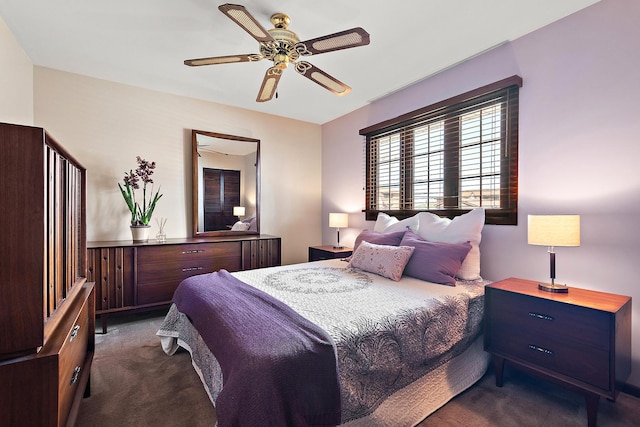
[233,206,245,218]
[329,213,348,249]
[527,214,580,293]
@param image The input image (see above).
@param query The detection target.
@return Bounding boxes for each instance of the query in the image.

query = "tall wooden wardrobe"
[0,122,95,427]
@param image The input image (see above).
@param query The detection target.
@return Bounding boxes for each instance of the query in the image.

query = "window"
[360,76,522,225]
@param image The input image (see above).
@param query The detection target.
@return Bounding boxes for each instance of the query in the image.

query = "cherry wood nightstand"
[484,277,631,427]
[308,245,353,262]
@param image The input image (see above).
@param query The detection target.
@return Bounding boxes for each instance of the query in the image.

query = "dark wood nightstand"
[484,277,631,427]
[308,245,353,262]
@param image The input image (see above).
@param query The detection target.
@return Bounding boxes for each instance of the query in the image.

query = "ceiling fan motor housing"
[264,18,300,70]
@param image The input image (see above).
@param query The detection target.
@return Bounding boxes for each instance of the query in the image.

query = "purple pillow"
[352,230,406,252]
[400,230,471,286]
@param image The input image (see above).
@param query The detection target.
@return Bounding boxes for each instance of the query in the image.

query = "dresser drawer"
[57,294,90,426]
[138,242,241,264]
[138,243,241,281]
[137,257,218,284]
[137,242,242,305]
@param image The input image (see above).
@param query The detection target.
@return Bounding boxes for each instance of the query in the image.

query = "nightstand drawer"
[489,322,610,389]
[487,288,610,349]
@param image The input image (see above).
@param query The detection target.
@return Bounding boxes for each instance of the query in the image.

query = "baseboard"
[622,382,640,398]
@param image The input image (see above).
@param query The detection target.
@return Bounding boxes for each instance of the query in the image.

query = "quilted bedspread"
[171,269,340,426]
[158,260,485,424]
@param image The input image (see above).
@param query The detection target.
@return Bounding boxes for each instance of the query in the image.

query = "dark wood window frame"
[360,75,522,225]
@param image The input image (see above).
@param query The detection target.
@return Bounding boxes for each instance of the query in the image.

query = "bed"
[157,208,490,426]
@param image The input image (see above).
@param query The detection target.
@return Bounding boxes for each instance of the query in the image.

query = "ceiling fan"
[184,3,370,102]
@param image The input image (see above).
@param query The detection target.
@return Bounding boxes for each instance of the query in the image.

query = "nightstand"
[308,245,353,262]
[484,277,631,427]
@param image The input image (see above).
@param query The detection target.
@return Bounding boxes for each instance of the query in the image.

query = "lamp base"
[538,283,569,293]
[333,245,344,249]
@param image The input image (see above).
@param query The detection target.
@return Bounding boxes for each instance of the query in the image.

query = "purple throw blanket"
[172,270,341,426]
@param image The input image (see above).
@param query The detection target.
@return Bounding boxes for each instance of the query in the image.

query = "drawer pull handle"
[528,312,554,321]
[528,344,553,355]
[182,249,204,254]
[182,266,204,272]
[70,366,82,385]
[69,325,81,342]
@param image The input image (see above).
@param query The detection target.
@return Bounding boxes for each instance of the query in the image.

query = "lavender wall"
[322,0,640,386]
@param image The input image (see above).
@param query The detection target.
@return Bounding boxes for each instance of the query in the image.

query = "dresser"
[0,122,95,427]
[88,235,281,332]
[484,277,631,427]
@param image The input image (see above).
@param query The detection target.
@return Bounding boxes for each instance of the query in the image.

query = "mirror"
[192,129,260,237]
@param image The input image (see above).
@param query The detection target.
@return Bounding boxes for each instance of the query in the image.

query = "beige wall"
[0,16,33,125]
[33,67,322,265]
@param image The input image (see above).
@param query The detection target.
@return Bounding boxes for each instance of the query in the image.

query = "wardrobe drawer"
[57,295,90,426]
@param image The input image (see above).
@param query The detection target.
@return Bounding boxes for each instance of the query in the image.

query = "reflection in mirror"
[192,130,260,237]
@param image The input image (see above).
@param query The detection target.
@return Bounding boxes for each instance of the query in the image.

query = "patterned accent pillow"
[231,221,250,231]
[347,241,415,281]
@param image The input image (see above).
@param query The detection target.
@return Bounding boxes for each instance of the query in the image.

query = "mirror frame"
[192,129,260,237]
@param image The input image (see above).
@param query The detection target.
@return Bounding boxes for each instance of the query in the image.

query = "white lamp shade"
[528,215,580,247]
[233,206,245,216]
[329,212,348,228]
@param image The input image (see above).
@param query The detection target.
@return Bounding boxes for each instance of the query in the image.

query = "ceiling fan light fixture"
[273,54,289,69]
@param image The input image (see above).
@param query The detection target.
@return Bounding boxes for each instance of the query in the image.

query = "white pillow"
[416,208,485,280]
[231,221,250,231]
[373,212,419,233]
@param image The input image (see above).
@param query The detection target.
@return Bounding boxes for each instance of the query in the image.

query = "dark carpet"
[76,310,639,427]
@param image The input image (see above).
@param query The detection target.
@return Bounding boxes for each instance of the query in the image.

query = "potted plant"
[118,156,163,242]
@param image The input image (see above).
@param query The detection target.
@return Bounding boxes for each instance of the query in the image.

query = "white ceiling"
[1,0,599,124]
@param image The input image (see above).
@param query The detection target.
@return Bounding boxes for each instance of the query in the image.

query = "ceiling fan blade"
[296,27,370,56]
[256,67,282,102]
[218,3,275,44]
[295,61,351,96]
[184,54,262,67]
